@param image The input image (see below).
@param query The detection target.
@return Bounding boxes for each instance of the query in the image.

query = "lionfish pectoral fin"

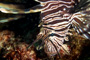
[70,0,90,39]
[60,44,70,55]
[48,39,61,58]
[0,2,42,14]
[0,15,23,23]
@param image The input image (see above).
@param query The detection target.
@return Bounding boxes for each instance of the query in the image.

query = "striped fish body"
[36,0,77,56]
[0,0,89,58]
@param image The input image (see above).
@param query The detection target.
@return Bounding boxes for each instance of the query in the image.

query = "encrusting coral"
[0,30,38,60]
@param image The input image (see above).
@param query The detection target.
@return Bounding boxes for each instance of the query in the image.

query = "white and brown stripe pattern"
[36,0,77,56]
[35,0,90,56]
[71,7,90,39]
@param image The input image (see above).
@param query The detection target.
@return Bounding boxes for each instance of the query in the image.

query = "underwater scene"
[0,0,90,60]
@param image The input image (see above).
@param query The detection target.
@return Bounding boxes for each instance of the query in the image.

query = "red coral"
[0,30,15,49]
[0,30,38,60]
[5,43,37,60]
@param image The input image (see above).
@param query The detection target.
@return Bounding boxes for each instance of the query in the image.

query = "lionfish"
[0,0,90,57]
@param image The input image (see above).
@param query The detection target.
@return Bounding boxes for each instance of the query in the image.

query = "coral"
[0,30,38,60]
[0,30,15,49]
[4,43,37,60]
